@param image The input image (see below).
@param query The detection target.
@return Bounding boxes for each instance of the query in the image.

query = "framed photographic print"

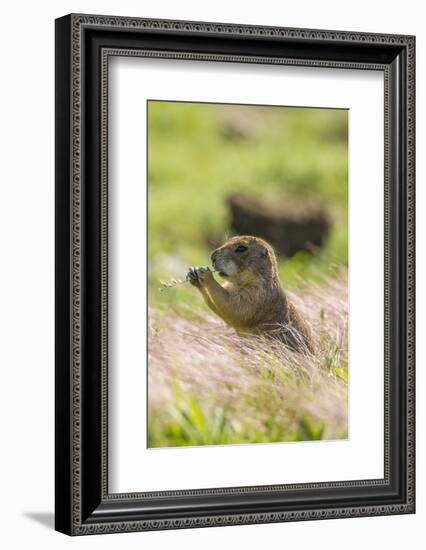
[55,14,415,535]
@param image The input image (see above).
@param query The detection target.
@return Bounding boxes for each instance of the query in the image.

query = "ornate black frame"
[55,13,415,536]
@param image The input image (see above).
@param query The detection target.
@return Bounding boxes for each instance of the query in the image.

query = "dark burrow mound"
[227,192,332,257]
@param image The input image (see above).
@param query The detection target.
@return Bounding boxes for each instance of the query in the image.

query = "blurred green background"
[148,101,348,312]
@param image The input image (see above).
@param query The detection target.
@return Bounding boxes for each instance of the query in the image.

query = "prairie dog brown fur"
[187,236,314,353]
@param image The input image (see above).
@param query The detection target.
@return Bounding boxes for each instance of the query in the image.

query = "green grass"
[148,280,348,448]
[148,392,328,448]
[148,101,348,314]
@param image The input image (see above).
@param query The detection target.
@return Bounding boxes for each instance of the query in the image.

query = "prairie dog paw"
[186,266,213,287]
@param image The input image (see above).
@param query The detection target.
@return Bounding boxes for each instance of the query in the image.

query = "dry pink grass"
[148,277,348,443]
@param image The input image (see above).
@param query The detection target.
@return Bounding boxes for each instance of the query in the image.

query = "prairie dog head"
[211,236,278,283]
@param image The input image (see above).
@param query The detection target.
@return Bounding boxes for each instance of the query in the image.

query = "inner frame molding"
[55,13,415,536]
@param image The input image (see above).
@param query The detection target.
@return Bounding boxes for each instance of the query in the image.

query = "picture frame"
[55,13,415,535]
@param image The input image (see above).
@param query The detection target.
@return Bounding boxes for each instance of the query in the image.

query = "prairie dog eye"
[235,244,248,253]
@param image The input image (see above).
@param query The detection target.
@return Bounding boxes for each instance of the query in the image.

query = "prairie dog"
[187,235,314,353]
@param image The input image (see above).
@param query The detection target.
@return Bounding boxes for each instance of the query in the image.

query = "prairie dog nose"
[211,250,218,263]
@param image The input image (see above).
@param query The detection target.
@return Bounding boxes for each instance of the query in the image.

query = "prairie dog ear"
[261,247,269,258]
